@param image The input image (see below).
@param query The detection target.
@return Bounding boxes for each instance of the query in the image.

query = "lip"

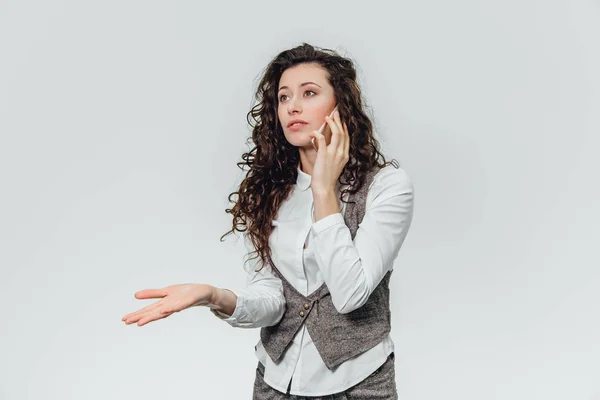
[289,123,309,131]
[287,119,308,127]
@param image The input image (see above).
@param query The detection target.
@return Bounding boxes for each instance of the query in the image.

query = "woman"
[122,43,414,399]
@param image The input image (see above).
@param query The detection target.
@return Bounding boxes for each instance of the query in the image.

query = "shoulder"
[347,163,414,227]
[368,163,414,201]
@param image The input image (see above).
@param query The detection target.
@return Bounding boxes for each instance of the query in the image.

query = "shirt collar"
[296,164,311,191]
[295,163,344,194]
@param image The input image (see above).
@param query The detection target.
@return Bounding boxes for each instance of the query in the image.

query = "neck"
[298,146,317,175]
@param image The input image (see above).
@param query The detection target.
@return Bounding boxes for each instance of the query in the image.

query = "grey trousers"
[252,352,398,399]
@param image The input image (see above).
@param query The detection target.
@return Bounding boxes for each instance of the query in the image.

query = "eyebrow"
[278,82,321,92]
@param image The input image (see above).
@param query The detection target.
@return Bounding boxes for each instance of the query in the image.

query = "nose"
[287,97,301,115]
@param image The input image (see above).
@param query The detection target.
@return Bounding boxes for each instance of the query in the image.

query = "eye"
[278,90,317,103]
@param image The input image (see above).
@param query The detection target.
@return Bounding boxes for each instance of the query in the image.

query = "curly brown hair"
[219,42,399,272]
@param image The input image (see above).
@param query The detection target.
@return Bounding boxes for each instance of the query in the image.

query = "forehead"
[278,63,329,89]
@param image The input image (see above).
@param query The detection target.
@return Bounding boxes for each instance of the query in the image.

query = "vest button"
[303,303,310,310]
[299,311,305,317]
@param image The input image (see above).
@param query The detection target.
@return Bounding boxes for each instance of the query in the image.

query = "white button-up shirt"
[211,163,414,396]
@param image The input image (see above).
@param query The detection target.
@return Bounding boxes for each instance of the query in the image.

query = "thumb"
[134,288,169,299]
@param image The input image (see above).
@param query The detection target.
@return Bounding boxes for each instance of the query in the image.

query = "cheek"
[311,102,333,119]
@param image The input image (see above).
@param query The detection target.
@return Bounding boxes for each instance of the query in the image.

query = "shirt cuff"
[210,309,232,318]
[209,292,245,322]
[312,212,345,236]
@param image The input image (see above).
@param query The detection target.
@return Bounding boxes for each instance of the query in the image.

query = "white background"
[1,1,599,399]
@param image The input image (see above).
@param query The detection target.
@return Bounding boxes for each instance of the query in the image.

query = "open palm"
[122,283,214,326]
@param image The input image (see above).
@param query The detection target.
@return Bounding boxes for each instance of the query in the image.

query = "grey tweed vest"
[260,166,392,370]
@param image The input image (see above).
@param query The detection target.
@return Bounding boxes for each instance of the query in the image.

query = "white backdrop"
[1,1,598,399]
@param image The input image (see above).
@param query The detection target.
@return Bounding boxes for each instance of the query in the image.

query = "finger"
[311,129,326,149]
[122,301,164,322]
[333,111,346,157]
[123,308,153,324]
[326,115,341,151]
[333,111,345,153]
[123,309,146,321]
[332,109,344,137]
[137,311,170,327]
[343,121,350,159]
[329,112,345,160]
[124,314,143,324]
[125,305,167,324]
[160,305,181,315]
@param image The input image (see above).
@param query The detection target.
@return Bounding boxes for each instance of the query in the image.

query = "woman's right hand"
[121,283,216,326]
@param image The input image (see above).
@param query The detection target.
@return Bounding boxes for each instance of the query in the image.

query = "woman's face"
[277,63,337,148]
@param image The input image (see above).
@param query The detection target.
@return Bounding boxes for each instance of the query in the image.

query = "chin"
[284,132,313,148]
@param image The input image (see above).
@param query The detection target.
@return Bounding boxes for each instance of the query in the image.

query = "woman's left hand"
[308,109,350,194]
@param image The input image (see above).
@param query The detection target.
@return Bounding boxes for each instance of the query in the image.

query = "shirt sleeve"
[310,166,414,314]
[209,233,286,328]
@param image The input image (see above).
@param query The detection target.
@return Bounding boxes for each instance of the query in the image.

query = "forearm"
[311,169,414,314]
[311,220,372,313]
[209,283,286,328]
[208,287,237,317]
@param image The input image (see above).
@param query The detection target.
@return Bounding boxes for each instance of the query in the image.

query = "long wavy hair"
[219,42,398,272]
